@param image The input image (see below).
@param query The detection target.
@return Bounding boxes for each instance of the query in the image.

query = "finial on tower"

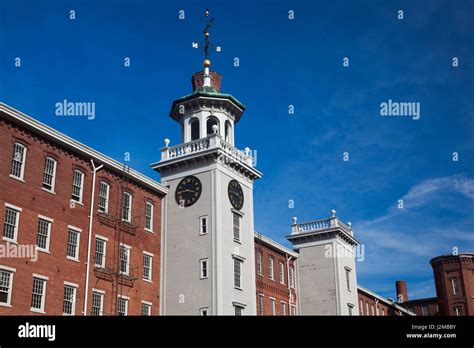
[201,9,215,87]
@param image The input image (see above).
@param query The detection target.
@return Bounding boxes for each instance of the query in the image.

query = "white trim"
[68,225,82,232]
[200,258,209,279]
[10,142,27,180]
[71,169,85,203]
[199,307,209,316]
[91,288,105,294]
[98,181,110,213]
[254,232,298,258]
[95,234,108,242]
[64,281,79,288]
[63,284,77,315]
[4,203,23,212]
[269,297,276,316]
[0,102,168,195]
[42,156,57,192]
[121,192,132,222]
[32,273,49,280]
[0,267,15,307]
[357,285,415,315]
[118,294,130,300]
[143,251,154,257]
[37,214,54,223]
[144,201,154,232]
[66,227,81,261]
[0,265,17,273]
[141,300,153,306]
[94,236,107,268]
[36,217,52,253]
[143,252,153,282]
[199,215,208,235]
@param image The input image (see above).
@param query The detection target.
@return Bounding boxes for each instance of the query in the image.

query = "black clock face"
[228,180,244,210]
[175,176,202,207]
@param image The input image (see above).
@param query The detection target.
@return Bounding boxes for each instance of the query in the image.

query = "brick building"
[0,103,167,316]
[357,286,414,316]
[254,233,298,315]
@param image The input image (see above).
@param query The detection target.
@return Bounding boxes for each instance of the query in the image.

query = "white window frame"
[454,306,462,316]
[121,192,132,222]
[200,258,209,279]
[36,215,53,253]
[256,252,262,276]
[232,212,241,242]
[141,301,152,316]
[10,142,27,181]
[0,266,16,307]
[348,303,354,316]
[200,307,209,316]
[3,203,22,243]
[269,257,274,280]
[117,295,129,316]
[98,181,110,213]
[290,305,297,316]
[145,201,153,232]
[365,302,369,315]
[289,266,295,288]
[233,304,245,316]
[269,297,276,316]
[62,281,78,316]
[143,252,153,282]
[91,289,105,316]
[451,278,460,295]
[42,156,57,193]
[279,262,285,284]
[119,244,131,275]
[280,301,286,316]
[258,293,264,316]
[233,258,243,289]
[94,235,107,268]
[199,216,208,235]
[421,304,429,316]
[71,169,84,203]
[371,304,375,316]
[66,226,81,261]
[345,267,351,291]
[30,274,48,313]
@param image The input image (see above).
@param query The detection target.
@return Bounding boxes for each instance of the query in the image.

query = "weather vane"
[202,9,214,60]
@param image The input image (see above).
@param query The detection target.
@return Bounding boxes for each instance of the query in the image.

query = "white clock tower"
[151,15,261,315]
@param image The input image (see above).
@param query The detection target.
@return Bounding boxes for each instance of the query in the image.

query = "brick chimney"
[396,280,408,303]
[192,71,222,92]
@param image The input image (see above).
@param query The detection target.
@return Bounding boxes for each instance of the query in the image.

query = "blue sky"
[1,0,473,300]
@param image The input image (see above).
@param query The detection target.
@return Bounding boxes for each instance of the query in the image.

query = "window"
[348,304,354,316]
[141,302,152,316]
[234,305,244,316]
[91,291,104,316]
[280,301,286,316]
[279,262,285,284]
[31,276,47,312]
[270,298,276,316]
[98,181,110,213]
[10,142,27,180]
[454,306,462,316]
[376,305,380,316]
[256,252,262,276]
[206,117,219,136]
[143,253,153,281]
[233,213,240,242]
[365,302,369,316]
[67,228,81,260]
[190,118,200,141]
[117,297,128,316]
[258,294,264,316]
[421,304,429,316]
[94,237,107,268]
[234,259,242,289]
[0,268,14,306]
[200,216,208,235]
[381,308,385,316]
[290,305,297,316]
[71,170,84,202]
[345,267,351,291]
[200,308,209,316]
[121,192,132,222]
[225,120,232,143]
[145,202,153,231]
[371,304,375,316]
[289,267,295,288]
[63,284,77,315]
[359,299,363,315]
[200,259,208,279]
[269,257,274,280]
[119,245,130,275]
[451,278,460,295]
[3,205,21,242]
[36,217,52,252]
[42,157,57,191]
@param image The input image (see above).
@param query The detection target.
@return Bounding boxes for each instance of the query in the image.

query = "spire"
[202,9,214,88]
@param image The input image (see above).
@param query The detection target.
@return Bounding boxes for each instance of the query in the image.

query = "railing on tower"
[160,133,254,167]
[291,211,353,236]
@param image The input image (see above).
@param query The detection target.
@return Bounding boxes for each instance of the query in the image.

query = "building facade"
[0,103,167,316]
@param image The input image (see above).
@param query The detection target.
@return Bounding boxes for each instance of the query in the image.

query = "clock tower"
[151,11,262,315]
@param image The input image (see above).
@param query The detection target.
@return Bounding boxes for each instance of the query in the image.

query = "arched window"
[206,117,219,136]
[225,120,232,143]
[190,118,200,141]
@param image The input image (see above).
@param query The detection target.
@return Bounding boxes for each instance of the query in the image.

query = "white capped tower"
[151,10,262,315]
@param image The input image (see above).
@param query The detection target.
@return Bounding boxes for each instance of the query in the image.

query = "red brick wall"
[192,71,222,92]
[0,113,163,315]
[357,290,392,316]
[402,299,439,316]
[254,238,297,316]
